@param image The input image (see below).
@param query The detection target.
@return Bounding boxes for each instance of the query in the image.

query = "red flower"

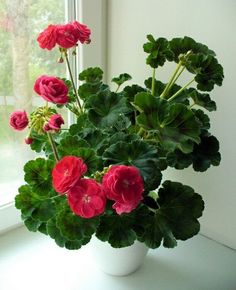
[72,21,91,44]
[44,114,64,132]
[37,24,57,50]
[34,75,68,104]
[102,165,144,215]
[25,137,33,145]
[52,156,87,194]
[9,110,29,131]
[68,178,106,218]
[55,23,78,49]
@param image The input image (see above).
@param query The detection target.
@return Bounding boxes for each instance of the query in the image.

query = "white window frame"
[0,0,107,234]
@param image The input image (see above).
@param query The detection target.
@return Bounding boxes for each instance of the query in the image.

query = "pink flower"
[72,21,91,44]
[68,178,106,218]
[25,137,33,145]
[52,156,87,194]
[34,75,68,104]
[102,165,144,215]
[44,114,64,132]
[9,110,29,131]
[37,24,57,50]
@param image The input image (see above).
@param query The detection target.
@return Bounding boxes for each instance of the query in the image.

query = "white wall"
[107,0,236,249]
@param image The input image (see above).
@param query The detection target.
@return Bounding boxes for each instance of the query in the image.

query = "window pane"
[0,0,66,205]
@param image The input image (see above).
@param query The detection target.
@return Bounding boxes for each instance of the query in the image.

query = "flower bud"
[57,56,64,63]
[25,137,33,145]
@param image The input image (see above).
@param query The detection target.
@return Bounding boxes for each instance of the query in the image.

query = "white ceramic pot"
[89,236,149,276]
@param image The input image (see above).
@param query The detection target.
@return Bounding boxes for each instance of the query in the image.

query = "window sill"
[0,227,235,290]
[0,202,22,234]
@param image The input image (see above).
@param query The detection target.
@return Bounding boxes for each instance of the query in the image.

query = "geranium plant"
[10,21,224,250]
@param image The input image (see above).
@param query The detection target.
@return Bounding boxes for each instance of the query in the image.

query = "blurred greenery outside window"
[0,0,66,205]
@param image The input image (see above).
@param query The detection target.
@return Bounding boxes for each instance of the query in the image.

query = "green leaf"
[167,150,192,169]
[124,84,146,103]
[78,67,108,101]
[57,135,89,157]
[96,214,136,248]
[192,135,221,171]
[24,158,54,196]
[143,35,174,68]
[79,67,103,83]
[169,36,216,63]
[134,93,201,153]
[189,88,216,111]
[56,206,99,241]
[189,54,224,91]
[168,37,224,91]
[103,140,162,191]
[87,89,131,128]
[30,131,48,153]
[69,113,94,135]
[47,217,91,249]
[31,199,56,222]
[167,134,221,172]
[108,132,140,145]
[79,83,109,102]
[193,109,210,134]
[158,181,204,219]
[15,184,57,226]
[15,185,39,217]
[75,147,102,174]
[138,181,204,248]
[47,218,67,247]
[112,73,132,86]
[24,218,42,232]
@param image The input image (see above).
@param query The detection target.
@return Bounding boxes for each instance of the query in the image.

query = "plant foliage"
[14,32,224,250]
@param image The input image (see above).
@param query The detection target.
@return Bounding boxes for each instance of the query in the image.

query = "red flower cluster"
[9,110,28,131]
[37,21,91,50]
[52,156,144,218]
[34,75,69,104]
[102,165,144,214]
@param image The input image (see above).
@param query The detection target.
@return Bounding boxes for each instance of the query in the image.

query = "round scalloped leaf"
[96,214,136,248]
[79,67,103,83]
[57,135,89,157]
[187,54,224,92]
[167,150,193,169]
[24,158,54,196]
[15,185,40,218]
[56,206,99,241]
[138,181,204,248]
[47,217,91,249]
[88,89,131,128]
[134,93,201,153]
[169,36,216,62]
[143,35,174,68]
[124,84,146,103]
[189,88,216,111]
[112,73,132,86]
[192,135,221,171]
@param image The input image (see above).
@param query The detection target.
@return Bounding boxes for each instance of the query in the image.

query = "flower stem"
[160,61,183,98]
[64,51,82,111]
[151,68,156,96]
[167,78,195,102]
[47,132,59,162]
[115,85,121,93]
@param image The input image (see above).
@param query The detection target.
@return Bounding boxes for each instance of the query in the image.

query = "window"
[0,0,106,232]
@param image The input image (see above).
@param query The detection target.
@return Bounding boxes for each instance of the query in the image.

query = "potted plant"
[10,20,224,275]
